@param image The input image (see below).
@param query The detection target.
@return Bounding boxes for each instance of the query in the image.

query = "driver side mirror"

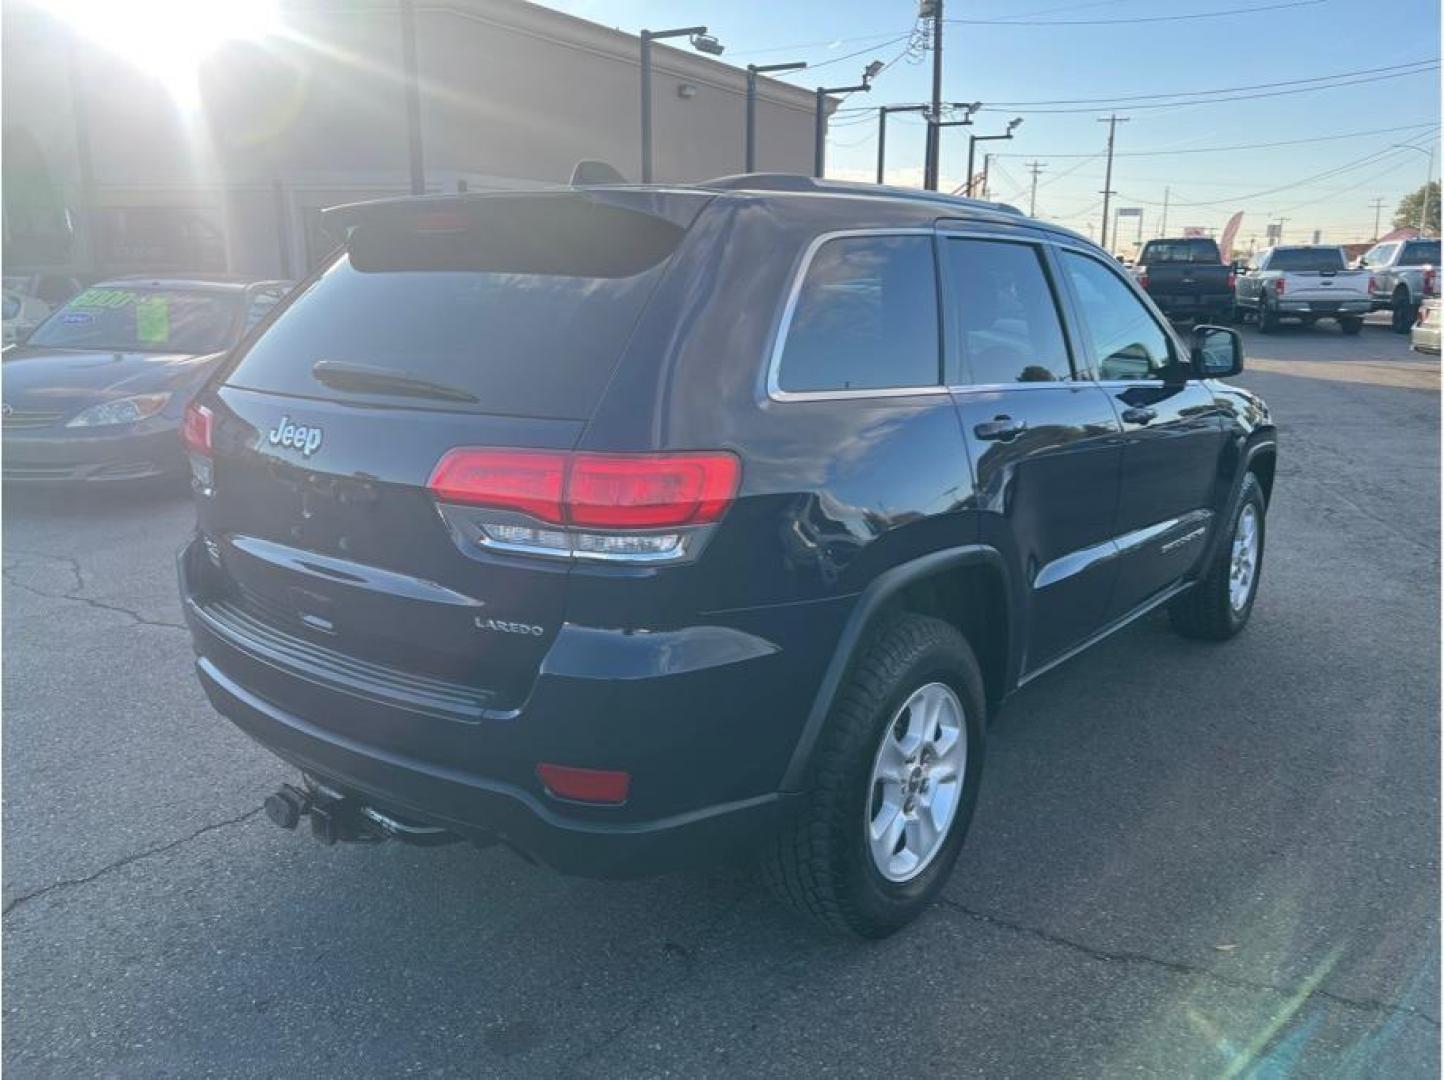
[1191,325,1243,378]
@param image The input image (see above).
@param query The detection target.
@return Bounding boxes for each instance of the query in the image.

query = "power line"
[945,0,1324,25]
[980,62,1438,114]
[979,121,1438,158]
[979,59,1436,107]
[1115,135,1435,208]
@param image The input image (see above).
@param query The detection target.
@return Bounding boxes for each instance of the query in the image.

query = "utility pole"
[922,0,944,190]
[1097,113,1128,250]
[982,153,992,199]
[1159,186,1169,237]
[876,104,930,184]
[1025,160,1046,216]
[1369,197,1386,240]
[400,0,425,195]
[747,61,807,172]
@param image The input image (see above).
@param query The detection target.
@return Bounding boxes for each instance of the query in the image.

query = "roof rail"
[699,172,1026,216]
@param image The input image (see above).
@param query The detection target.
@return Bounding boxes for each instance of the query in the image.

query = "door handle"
[1121,406,1157,425]
[974,416,1028,442]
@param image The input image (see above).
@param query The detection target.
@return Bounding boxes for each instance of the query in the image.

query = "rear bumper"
[1,421,185,483]
[1275,299,1370,316]
[196,656,795,876]
[179,538,841,877]
[1148,293,1233,317]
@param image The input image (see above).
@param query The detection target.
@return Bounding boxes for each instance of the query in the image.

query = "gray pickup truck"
[1132,237,1235,322]
[1356,237,1440,332]
[1234,245,1371,335]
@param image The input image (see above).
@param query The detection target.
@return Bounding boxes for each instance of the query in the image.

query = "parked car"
[2,277,291,483]
[1357,237,1441,332]
[3,289,51,345]
[2,270,88,309]
[176,177,1275,937]
[1412,297,1440,354]
[1233,245,1371,334]
[1132,237,1235,322]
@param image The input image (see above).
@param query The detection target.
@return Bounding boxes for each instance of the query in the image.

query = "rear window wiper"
[311,360,479,403]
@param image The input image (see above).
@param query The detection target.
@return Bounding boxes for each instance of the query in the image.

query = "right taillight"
[182,402,213,454]
[1137,272,1149,289]
[182,402,215,494]
[428,448,740,563]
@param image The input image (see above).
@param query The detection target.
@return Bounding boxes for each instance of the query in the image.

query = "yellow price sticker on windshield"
[135,296,170,343]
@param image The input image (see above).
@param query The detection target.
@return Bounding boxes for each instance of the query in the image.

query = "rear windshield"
[1400,240,1441,266]
[1140,239,1221,264]
[1268,248,1345,272]
[27,286,242,353]
[225,200,682,419]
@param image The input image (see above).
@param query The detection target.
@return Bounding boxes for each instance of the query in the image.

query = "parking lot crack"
[936,899,1440,1029]
[2,558,187,631]
[2,808,263,918]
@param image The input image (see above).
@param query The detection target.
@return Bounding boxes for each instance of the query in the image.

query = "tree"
[1393,181,1440,235]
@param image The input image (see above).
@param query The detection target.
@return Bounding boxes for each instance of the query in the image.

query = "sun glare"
[37,0,282,109]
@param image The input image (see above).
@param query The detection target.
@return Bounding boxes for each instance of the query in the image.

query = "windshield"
[1268,248,1345,272]
[1399,240,1441,266]
[1140,239,1222,264]
[27,286,242,353]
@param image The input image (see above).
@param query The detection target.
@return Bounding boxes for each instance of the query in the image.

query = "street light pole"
[1393,142,1437,233]
[747,61,806,172]
[876,104,929,184]
[963,118,1021,197]
[814,62,883,178]
[640,26,721,183]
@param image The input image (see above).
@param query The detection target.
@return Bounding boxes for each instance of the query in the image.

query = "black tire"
[1391,289,1417,334]
[1169,472,1266,641]
[760,613,986,938]
[1257,298,1278,334]
[1339,316,1363,335]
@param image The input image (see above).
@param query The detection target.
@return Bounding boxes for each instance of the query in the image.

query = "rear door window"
[775,234,940,393]
[225,199,683,419]
[943,239,1073,384]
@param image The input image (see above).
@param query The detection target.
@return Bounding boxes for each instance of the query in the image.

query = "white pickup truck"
[1356,237,1440,333]
[1234,245,1371,335]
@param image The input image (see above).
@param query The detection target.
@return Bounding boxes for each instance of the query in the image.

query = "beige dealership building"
[2,0,825,278]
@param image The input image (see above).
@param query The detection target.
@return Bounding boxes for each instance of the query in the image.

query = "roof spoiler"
[569,160,628,186]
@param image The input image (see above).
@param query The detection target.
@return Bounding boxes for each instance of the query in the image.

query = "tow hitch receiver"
[263,780,458,846]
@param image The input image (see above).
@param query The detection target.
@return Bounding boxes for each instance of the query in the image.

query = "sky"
[541,0,1441,248]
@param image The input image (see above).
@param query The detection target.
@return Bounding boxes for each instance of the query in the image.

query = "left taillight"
[182,402,213,454]
[427,448,741,563]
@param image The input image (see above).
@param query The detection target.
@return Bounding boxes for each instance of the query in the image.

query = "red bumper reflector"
[537,763,631,804]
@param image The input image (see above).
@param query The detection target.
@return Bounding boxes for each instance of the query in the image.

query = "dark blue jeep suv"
[178,175,1275,937]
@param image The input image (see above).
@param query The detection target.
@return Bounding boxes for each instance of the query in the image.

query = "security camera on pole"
[640,26,726,183]
[814,61,883,179]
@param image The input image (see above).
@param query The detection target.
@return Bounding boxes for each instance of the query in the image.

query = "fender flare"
[1197,433,1276,572]
[779,544,1007,792]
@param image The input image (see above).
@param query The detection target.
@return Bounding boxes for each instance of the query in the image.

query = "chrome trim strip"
[765,227,941,404]
[1033,510,1213,589]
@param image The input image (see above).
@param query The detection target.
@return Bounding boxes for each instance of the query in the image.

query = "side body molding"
[780,545,1008,792]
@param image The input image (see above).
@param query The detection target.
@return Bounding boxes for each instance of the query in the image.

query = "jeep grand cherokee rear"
[181,180,1273,938]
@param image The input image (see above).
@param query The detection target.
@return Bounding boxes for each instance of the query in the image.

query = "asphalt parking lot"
[3,317,1439,1077]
